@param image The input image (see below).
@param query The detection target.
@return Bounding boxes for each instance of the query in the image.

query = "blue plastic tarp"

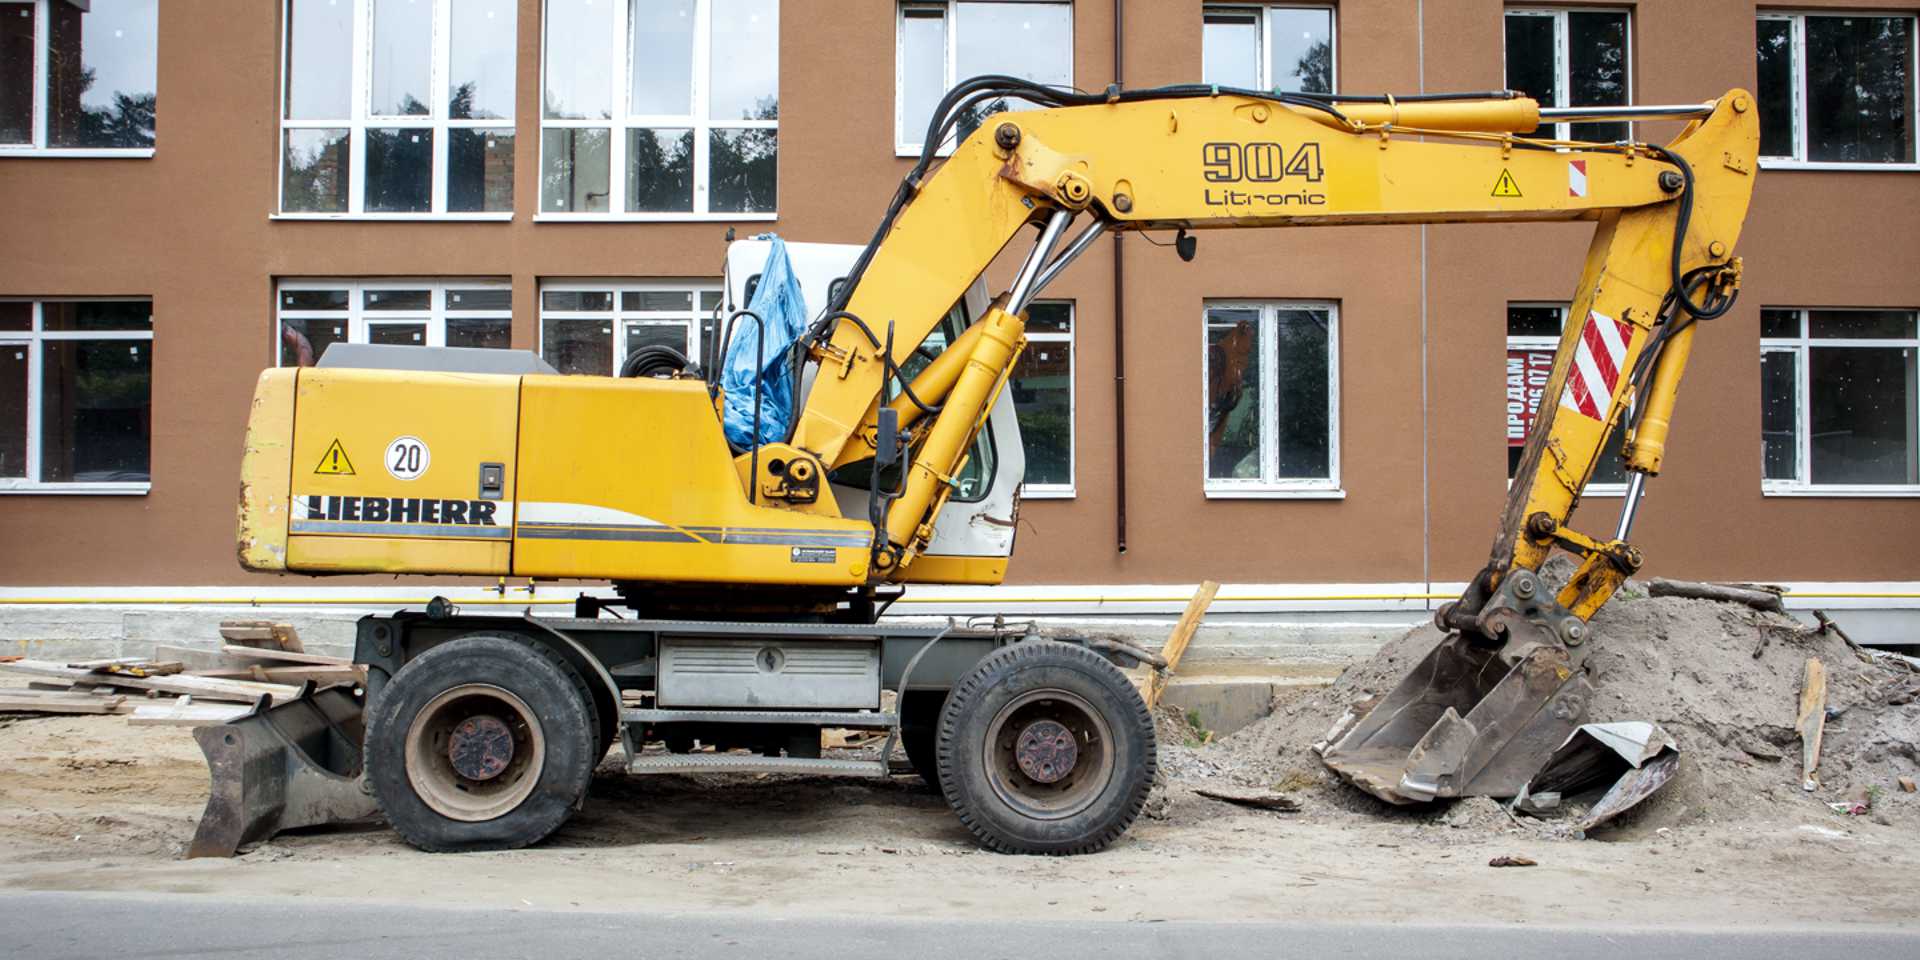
[722,236,810,448]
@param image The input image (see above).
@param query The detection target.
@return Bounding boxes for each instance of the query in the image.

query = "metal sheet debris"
[1517,721,1681,832]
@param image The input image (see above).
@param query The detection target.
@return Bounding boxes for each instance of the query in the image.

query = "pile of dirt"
[1164,574,1920,835]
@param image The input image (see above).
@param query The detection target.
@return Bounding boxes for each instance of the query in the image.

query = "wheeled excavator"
[208,76,1757,857]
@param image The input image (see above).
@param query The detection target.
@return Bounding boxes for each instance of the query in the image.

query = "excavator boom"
[789,81,1757,800]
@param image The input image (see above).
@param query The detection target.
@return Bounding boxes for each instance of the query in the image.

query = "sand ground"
[0,709,1912,929]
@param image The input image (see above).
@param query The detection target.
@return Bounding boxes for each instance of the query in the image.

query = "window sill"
[1763,485,1920,498]
[271,212,515,222]
[1758,159,1920,173]
[533,213,779,223]
[1020,487,1075,500]
[1506,480,1633,498]
[0,483,151,496]
[1205,487,1345,500]
[0,148,155,159]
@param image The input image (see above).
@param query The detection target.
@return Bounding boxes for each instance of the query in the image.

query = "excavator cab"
[721,239,1027,584]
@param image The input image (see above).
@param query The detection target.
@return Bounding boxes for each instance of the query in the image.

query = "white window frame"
[1759,306,1920,497]
[1199,4,1338,94]
[276,0,517,220]
[1200,299,1342,499]
[893,0,1075,157]
[1015,299,1074,498]
[0,298,153,495]
[536,280,724,375]
[1503,7,1633,143]
[536,0,779,221]
[1756,11,1920,172]
[0,0,157,159]
[273,279,514,365]
[1505,301,1628,498]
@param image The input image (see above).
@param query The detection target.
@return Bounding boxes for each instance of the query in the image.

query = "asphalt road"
[3,891,1911,960]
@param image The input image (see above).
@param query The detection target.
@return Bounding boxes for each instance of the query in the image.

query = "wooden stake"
[1147,580,1220,709]
[1798,657,1827,792]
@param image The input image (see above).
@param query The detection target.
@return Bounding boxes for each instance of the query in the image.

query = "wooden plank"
[198,665,364,685]
[65,657,150,670]
[219,620,304,653]
[128,699,252,727]
[151,643,284,673]
[97,661,185,678]
[271,623,306,654]
[1798,657,1827,792]
[1147,580,1220,709]
[218,645,350,667]
[0,692,130,715]
[0,660,300,705]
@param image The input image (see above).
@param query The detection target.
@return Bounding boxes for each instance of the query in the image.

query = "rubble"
[1158,565,1920,838]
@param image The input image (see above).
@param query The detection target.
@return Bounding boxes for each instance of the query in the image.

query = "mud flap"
[1317,633,1591,804]
[187,683,380,858]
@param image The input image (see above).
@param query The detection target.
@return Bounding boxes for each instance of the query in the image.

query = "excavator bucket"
[187,683,379,858]
[1316,630,1592,804]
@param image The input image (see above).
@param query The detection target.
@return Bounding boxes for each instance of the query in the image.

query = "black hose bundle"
[619,344,694,379]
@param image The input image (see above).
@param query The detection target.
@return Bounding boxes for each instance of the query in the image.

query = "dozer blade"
[1317,631,1591,804]
[187,682,379,858]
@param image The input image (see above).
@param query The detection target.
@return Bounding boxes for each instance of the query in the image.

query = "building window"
[1757,13,1916,167]
[1013,300,1073,496]
[1505,303,1628,494]
[1760,308,1919,494]
[1503,7,1631,142]
[538,281,723,375]
[1203,300,1339,496]
[896,1,1072,155]
[0,299,152,492]
[276,280,513,366]
[540,0,778,218]
[279,0,518,217]
[0,0,158,155]
[1200,4,1334,94]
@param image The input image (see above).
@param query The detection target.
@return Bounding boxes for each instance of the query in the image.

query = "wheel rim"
[404,683,546,822]
[983,689,1114,821]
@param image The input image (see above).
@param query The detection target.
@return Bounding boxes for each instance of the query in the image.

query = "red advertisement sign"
[1506,350,1555,446]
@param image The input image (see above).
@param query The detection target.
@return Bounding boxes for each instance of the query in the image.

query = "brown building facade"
[2,1,1917,617]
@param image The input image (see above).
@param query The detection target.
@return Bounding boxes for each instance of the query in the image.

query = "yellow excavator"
[208,76,1756,857]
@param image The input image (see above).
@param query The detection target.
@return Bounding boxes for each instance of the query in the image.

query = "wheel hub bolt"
[448,714,515,781]
[1014,719,1078,784]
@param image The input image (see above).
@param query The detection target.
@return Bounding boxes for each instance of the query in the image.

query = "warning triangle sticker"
[1491,168,1522,198]
[314,439,355,475]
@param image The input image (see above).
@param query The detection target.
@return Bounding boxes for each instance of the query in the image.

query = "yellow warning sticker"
[1491,168,1522,198]
[314,439,355,475]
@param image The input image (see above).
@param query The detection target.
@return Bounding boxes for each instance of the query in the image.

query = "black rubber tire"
[935,640,1156,855]
[365,632,599,852]
[898,690,948,790]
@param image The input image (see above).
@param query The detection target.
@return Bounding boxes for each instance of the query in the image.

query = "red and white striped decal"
[1568,160,1589,198]
[1559,309,1633,421]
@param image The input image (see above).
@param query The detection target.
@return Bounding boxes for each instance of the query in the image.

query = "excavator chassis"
[189,607,1160,856]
